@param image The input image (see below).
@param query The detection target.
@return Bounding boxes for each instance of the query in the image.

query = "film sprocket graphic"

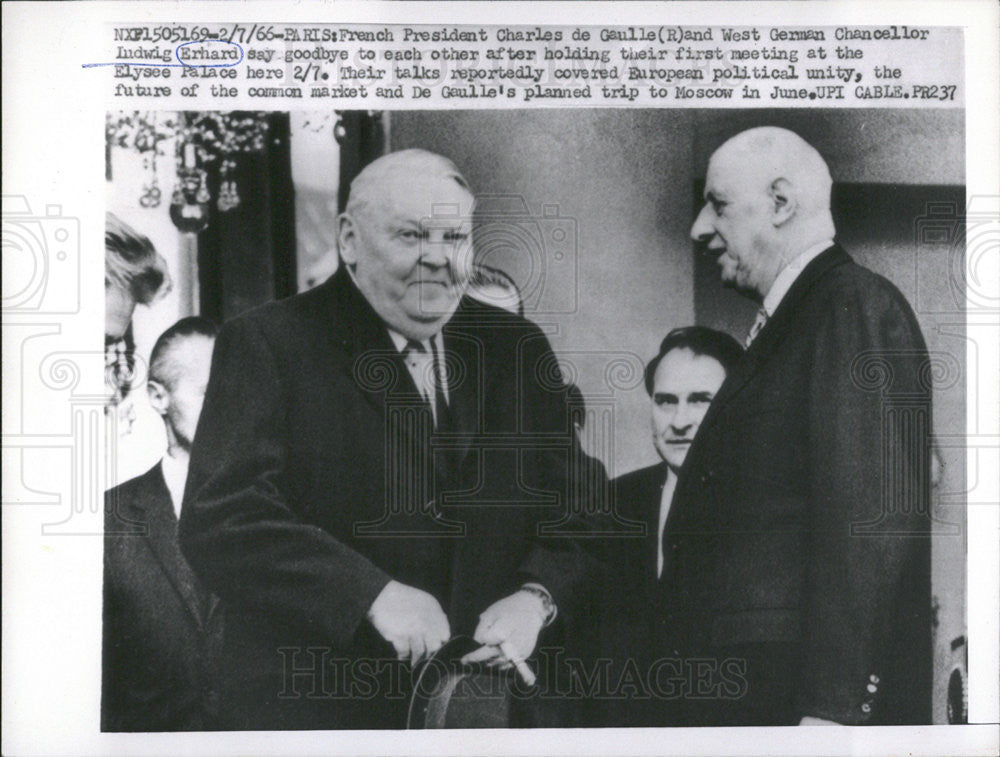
[2,195,81,315]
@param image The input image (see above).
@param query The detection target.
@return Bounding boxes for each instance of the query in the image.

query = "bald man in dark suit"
[665,126,933,726]
[103,318,222,731]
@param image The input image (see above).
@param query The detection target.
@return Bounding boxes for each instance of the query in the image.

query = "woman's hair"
[105,212,171,303]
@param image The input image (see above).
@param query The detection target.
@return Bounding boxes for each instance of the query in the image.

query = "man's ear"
[337,213,358,266]
[769,177,797,226]
[147,380,169,417]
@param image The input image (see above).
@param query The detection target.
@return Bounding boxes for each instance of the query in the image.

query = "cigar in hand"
[499,640,536,687]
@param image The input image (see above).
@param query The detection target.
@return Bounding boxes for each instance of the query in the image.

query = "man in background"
[599,326,742,726]
[665,126,933,725]
[180,150,600,729]
[103,317,222,731]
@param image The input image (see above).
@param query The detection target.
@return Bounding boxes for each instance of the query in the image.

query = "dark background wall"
[390,107,966,722]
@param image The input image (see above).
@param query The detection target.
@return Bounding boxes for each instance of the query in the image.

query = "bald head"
[147,317,217,453]
[690,127,836,300]
[713,127,833,220]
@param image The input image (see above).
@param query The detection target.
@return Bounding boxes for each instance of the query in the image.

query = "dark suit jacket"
[661,246,933,725]
[103,463,223,731]
[613,462,670,591]
[179,268,599,729]
[588,462,669,727]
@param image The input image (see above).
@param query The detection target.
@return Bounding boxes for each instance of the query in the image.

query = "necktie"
[429,336,451,432]
[746,307,769,347]
[404,338,457,540]
[657,472,677,579]
[403,338,450,428]
[403,339,435,418]
[396,340,454,594]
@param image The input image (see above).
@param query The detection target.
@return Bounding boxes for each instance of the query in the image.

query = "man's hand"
[366,580,450,666]
[461,590,548,670]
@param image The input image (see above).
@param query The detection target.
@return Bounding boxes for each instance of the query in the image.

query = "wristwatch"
[519,583,557,627]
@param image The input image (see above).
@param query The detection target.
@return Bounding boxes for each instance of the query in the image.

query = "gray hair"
[344,149,472,220]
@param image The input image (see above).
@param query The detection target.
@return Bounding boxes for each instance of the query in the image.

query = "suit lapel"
[641,464,668,584]
[330,269,477,544]
[329,267,482,472]
[328,269,424,416]
[327,270,438,494]
[136,464,207,629]
[670,246,849,539]
[694,245,848,440]
[438,326,480,467]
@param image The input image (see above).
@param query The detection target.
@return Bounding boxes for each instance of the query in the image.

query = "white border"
[2,2,997,755]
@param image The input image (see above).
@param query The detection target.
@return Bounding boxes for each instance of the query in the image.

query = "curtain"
[197,112,297,322]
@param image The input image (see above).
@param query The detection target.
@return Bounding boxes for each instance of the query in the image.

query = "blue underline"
[83,39,244,69]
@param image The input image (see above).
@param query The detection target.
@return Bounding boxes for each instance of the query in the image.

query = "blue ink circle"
[175,38,245,67]
[81,39,245,69]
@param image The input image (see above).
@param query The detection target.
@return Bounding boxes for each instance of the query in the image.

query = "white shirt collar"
[387,329,441,355]
[657,468,677,578]
[762,240,834,317]
[160,452,189,520]
[345,265,445,357]
[388,329,449,406]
